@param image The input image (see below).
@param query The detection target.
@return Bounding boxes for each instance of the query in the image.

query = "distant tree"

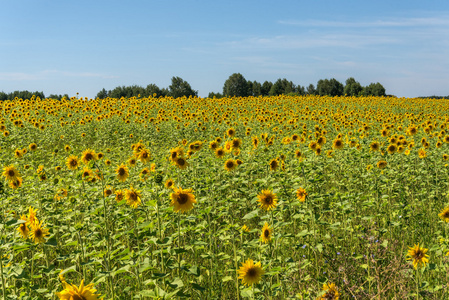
[364,82,386,96]
[0,92,7,100]
[344,77,363,96]
[269,78,296,96]
[261,81,273,96]
[146,84,167,97]
[169,76,198,98]
[306,84,316,95]
[296,84,306,95]
[208,92,223,98]
[316,78,344,96]
[248,81,262,96]
[96,88,108,99]
[223,73,249,97]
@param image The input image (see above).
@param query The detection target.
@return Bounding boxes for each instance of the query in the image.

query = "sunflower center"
[264,230,269,238]
[71,295,87,300]
[247,267,257,278]
[118,168,126,176]
[8,170,15,177]
[129,192,138,201]
[177,158,186,166]
[226,161,234,168]
[415,251,424,259]
[70,160,78,167]
[142,152,148,158]
[34,229,42,238]
[264,196,273,205]
[177,193,189,205]
[84,153,93,161]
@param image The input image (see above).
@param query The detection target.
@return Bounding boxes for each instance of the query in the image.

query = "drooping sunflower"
[2,165,20,182]
[138,149,151,164]
[377,160,387,169]
[125,187,142,208]
[81,149,97,164]
[407,243,429,269]
[9,176,23,189]
[16,215,29,239]
[30,220,49,244]
[237,259,264,286]
[317,283,340,300]
[170,187,196,213]
[438,207,449,223]
[66,155,80,170]
[296,188,308,202]
[260,222,272,243]
[269,159,279,171]
[224,159,237,171]
[56,279,100,300]
[257,190,278,211]
[115,164,129,182]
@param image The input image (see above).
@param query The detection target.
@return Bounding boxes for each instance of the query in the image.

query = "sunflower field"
[1,94,449,299]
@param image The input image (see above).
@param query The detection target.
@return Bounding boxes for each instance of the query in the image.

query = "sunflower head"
[407,243,429,269]
[237,259,264,286]
[260,222,272,243]
[170,187,196,213]
[296,188,307,202]
[257,190,278,211]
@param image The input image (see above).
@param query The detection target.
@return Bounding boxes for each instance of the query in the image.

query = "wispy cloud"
[278,16,449,28]
[0,70,118,81]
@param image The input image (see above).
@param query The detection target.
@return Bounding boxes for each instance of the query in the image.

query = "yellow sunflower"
[438,207,449,223]
[317,282,340,300]
[81,149,97,164]
[260,222,272,243]
[125,187,142,208]
[269,159,279,171]
[66,155,80,170]
[170,187,196,213]
[224,159,237,171]
[332,138,344,150]
[174,157,189,169]
[2,165,20,182]
[296,188,308,202]
[115,190,125,202]
[377,160,387,169]
[257,190,278,211]
[407,243,429,269]
[237,259,264,286]
[30,220,49,244]
[165,179,175,189]
[116,164,129,182]
[16,215,29,239]
[215,147,226,159]
[418,148,427,158]
[56,279,100,300]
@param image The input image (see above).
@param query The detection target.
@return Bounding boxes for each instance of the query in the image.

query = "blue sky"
[1,0,448,98]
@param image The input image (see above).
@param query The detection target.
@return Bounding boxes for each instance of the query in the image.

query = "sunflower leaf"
[243,210,258,220]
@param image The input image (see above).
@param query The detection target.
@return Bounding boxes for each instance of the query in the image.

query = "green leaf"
[243,210,258,220]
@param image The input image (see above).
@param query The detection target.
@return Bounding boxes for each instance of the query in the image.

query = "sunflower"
[64,145,71,152]
[332,138,344,150]
[260,222,272,243]
[369,141,380,151]
[16,215,29,239]
[29,143,37,151]
[54,188,68,201]
[215,147,226,159]
[174,157,189,169]
[14,149,23,159]
[170,187,196,213]
[418,148,427,159]
[407,243,429,269]
[227,127,235,137]
[30,220,49,244]
[103,186,113,197]
[115,164,129,182]
[231,138,242,149]
[2,165,20,182]
[56,279,100,300]
[295,150,302,159]
[438,207,449,222]
[165,179,175,189]
[268,158,279,171]
[125,187,141,208]
[257,190,278,211]
[209,141,219,150]
[224,159,237,171]
[387,144,397,154]
[237,259,264,286]
[9,177,23,189]
[81,167,93,181]
[115,190,125,202]
[317,283,340,300]
[66,155,80,170]
[138,149,151,164]
[296,188,307,202]
[443,154,449,161]
[252,136,259,148]
[377,160,387,169]
[27,207,38,225]
[81,149,97,164]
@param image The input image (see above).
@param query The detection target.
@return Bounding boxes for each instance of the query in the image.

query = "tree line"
[5,73,435,101]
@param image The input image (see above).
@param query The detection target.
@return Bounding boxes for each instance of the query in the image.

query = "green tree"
[269,78,296,96]
[145,84,167,97]
[364,82,386,96]
[248,81,262,96]
[261,81,273,96]
[208,92,223,98]
[344,77,363,96]
[96,88,108,99]
[306,84,316,95]
[316,78,344,96]
[169,76,198,98]
[223,73,249,97]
